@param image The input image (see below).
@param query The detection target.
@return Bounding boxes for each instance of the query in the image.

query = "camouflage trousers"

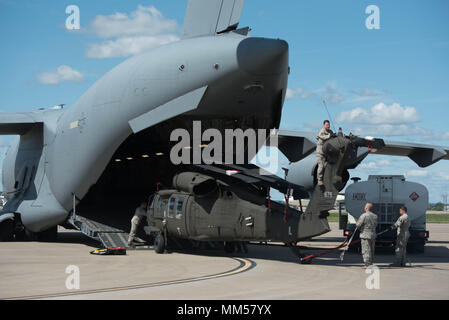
[128,215,142,243]
[361,238,375,266]
[317,153,326,182]
[394,234,409,266]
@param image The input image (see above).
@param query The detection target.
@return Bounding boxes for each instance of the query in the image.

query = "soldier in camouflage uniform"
[316,120,334,186]
[390,206,411,267]
[127,202,147,247]
[356,203,378,268]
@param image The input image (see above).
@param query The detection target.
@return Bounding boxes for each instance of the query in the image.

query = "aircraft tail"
[182,0,245,39]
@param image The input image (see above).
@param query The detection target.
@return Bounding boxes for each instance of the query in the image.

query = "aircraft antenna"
[322,99,344,149]
[322,99,338,133]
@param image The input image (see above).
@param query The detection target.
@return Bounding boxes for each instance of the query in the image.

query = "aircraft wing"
[182,0,245,39]
[370,140,449,168]
[0,112,43,135]
[270,130,449,168]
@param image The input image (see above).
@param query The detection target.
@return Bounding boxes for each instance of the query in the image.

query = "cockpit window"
[157,198,164,210]
[168,197,176,218]
[176,197,184,219]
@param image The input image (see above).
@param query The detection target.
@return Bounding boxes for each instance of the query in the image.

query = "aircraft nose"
[237,37,289,75]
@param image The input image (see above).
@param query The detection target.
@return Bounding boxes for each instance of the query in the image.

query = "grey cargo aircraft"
[1,0,448,250]
[0,0,289,242]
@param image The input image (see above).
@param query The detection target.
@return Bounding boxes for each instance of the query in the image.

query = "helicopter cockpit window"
[176,197,184,219]
[157,198,164,210]
[168,197,176,218]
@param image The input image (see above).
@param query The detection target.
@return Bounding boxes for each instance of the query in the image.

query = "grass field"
[327,212,449,224]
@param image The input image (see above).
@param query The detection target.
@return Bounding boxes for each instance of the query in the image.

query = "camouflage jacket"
[393,214,411,238]
[316,128,333,155]
[356,211,378,240]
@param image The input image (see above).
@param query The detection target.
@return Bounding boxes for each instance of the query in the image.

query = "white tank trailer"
[343,175,429,253]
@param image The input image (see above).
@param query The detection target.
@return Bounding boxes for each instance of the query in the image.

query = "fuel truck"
[343,175,429,253]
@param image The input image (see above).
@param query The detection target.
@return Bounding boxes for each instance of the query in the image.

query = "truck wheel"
[348,243,361,253]
[154,234,165,254]
[0,220,14,241]
[406,243,416,254]
[415,242,425,253]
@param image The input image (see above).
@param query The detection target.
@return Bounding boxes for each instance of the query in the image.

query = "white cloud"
[423,131,449,142]
[87,35,179,59]
[285,87,310,100]
[36,65,85,85]
[359,161,378,170]
[322,84,344,104]
[86,5,180,59]
[90,5,178,38]
[336,102,421,125]
[351,88,383,97]
[286,83,344,103]
[359,159,391,170]
[406,169,428,178]
[286,88,295,100]
[346,124,431,137]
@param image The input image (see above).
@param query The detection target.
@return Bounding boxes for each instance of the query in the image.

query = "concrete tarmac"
[1,223,448,300]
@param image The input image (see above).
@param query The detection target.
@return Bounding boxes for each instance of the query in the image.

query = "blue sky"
[0,0,448,202]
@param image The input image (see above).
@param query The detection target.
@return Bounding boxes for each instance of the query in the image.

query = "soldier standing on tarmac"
[390,206,411,267]
[356,203,378,268]
[127,202,147,247]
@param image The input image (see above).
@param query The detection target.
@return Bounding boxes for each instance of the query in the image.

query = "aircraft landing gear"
[224,241,249,254]
[154,233,166,254]
[224,241,235,254]
[25,226,58,242]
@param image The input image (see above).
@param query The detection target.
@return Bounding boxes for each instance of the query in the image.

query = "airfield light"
[156,152,164,156]
[142,154,150,158]
[126,157,133,160]
[115,159,121,162]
